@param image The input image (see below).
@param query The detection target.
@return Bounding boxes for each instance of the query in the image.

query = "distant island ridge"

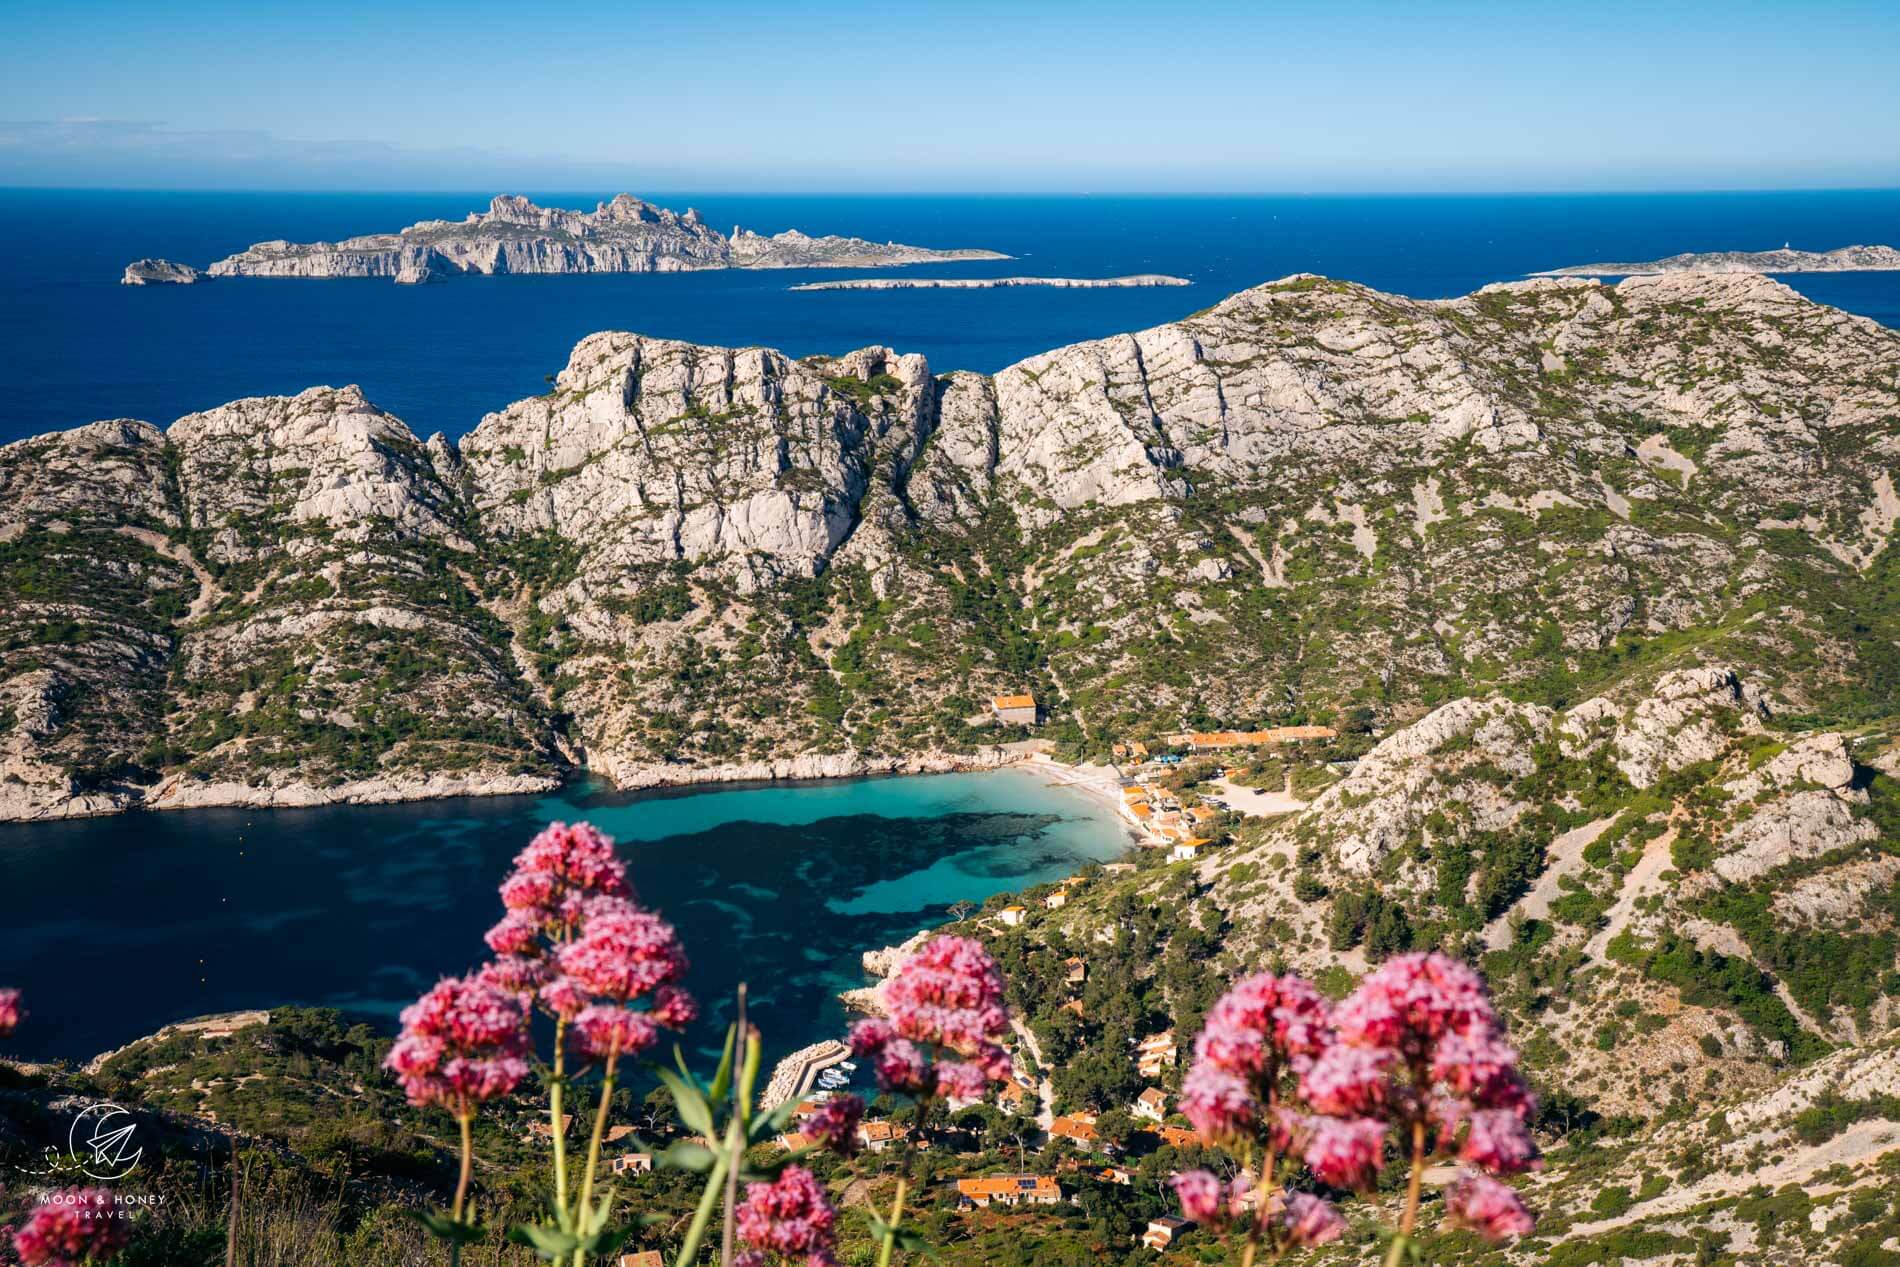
[1534,243,1900,276]
[789,274,1191,292]
[120,193,1009,285]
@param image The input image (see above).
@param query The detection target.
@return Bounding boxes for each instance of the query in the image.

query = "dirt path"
[116,525,220,622]
[1009,1017,1056,1131]
[1683,917,1832,1040]
[1483,816,1615,950]
[1583,821,1678,964]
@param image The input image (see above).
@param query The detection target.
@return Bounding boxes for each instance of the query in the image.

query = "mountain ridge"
[4,269,1898,821]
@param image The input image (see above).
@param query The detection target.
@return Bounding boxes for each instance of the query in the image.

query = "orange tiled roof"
[958,1175,1059,1198]
[992,694,1036,710]
[1050,1115,1098,1142]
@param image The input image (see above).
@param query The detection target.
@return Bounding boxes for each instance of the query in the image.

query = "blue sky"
[2,0,1897,191]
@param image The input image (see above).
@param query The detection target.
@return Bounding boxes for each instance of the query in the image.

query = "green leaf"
[398,1209,485,1245]
[705,1027,737,1107]
[659,1141,718,1174]
[656,1067,716,1139]
[506,1223,582,1260]
[736,1028,763,1114]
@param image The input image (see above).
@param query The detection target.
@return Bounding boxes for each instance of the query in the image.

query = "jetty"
[760,1039,851,1110]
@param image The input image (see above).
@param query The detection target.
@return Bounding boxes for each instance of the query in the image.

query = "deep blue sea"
[2,188,1898,444]
[0,769,1134,1064]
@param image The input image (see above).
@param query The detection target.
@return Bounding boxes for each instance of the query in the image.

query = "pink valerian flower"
[509,822,631,903]
[1446,1172,1535,1241]
[1180,1063,1259,1143]
[567,1004,659,1062]
[484,913,543,957]
[734,1165,838,1267]
[384,974,532,1112]
[799,1095,865,1155]
[849,937,1015,1099]
[650,984,699,1029]
[478,954,553,997]
[12,1187,133,1266]
[556,907,689,1003]
[1194,973,1333,1080]
[537,976,589,1020]
[1279,1192,1347,1247]
[0,987,22,1038]
[1299,1043,1397,1118]
[1303,1117,1387,1191]
[1458,1109,1541,1175]
[1329,952,1499,1062]
[1170,1169,1227,1225]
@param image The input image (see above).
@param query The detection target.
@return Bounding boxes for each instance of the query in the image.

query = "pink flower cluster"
[11,1188,131,1266]
[1180,972,1330,1143]
[1173,956,1538,1248]
[1298,952,1538,1239]
[848,936,1013,1100]
[384,974,532,1112]
[1168,1171,1345,1248]
[0,987,22,1038]
[477,821,696,1064]
[798,1094,865,1156]
[733,1165,838,1267]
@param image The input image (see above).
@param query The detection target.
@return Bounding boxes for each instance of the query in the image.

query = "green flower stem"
[551,1018,571,1222]
[1240,1135,1279,1267]
[673,1122,737,1267]
[1383,1118,1429,1267]
[874,1174,910,1267]
[572,1042,623,1266]
[450,1109,475,1267]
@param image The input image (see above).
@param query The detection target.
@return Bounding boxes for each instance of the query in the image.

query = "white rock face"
[1562,666,1768,788]
[121,258,201,285]
[194,194,1006,283]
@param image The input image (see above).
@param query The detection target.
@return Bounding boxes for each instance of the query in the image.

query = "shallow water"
[0,768,1135,1065]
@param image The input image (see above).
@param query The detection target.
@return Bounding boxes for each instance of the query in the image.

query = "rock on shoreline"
[140,194,1008,285]
[789,274,1191,291]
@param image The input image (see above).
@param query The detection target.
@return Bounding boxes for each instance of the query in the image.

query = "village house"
[857,1120,914,1153]
[1156,1126,1199,1150]
[998,1079,1031,1112]
[618,1253,665,1267]
[776,1128,818,1151]
[1190,805,1220,825]
[1047,1113,1103,1151]
[1060,998,1085,1020]
[1103,862,1137,874]
[990,693,1039,726]
[1090,1164,1134,1186]
[1143,1217,1195,1250]
[1136,1032,1177,1079]
[1064,955,1086,984]
[1171,726,1338,752]
[610,1152,652,1175]
[956,1174,1062,1208]
[1044,890,1068,910]
[1169,837,1211,863]
[998,905,1027,927]
[1132,1088,1168,1122]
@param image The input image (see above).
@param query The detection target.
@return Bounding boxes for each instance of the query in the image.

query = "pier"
[759,1039,851,1110]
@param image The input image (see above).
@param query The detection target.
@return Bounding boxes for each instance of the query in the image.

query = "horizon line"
[6,184,1900,199]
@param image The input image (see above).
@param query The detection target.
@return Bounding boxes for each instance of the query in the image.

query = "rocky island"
[790,273,1191,291]
[6,270,1900,823]
[121,258,202,285]
[128,193,1009,285]
[1534,242,1900,275]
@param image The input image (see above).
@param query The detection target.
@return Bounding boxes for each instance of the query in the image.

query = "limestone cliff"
[4,271,1899,820]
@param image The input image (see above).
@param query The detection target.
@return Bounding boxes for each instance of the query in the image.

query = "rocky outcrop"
[1535,243,1900,276]
[186,194,1006,284]
[8,270,1900,819]
[121,259,201,285]
[790,274,1191,291]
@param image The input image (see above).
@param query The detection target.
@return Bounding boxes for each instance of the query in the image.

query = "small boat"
[836,1061,857,1073]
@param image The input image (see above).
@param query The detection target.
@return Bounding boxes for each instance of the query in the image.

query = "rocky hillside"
[4,270,1898,821]
[182,193,1007,284]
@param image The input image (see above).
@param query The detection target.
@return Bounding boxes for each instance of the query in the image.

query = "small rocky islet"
[1535,242,1900,276]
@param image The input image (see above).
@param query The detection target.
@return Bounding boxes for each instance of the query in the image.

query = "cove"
[0,768,1134,1067]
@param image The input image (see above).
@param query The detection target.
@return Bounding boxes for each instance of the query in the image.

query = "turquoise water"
[0,768,1134,1065]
